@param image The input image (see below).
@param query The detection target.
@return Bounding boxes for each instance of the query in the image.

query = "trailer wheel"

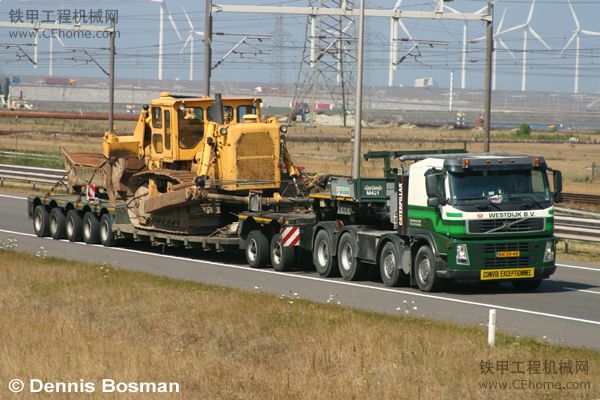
[66,210,83,242]
[99,214,117,247]
[82,212,100,244]
[379,242,409,287]
[270,233,295,272]
[415,245,443,292]
[512,279,542,291]
[337,233,366,281]
[33,205,50,237]
[49,208,67,240]
[313,229,339,277]
[246,230,269,268]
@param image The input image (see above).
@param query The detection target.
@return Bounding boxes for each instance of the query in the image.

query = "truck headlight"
[456,243,470,265]
[543,240,555,263]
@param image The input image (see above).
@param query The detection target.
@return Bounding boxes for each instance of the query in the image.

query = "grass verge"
[0,250,598,399]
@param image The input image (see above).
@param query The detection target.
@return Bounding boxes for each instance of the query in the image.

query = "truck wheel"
[512,279,542,291]
[270,233,295,272]
[313,230,339,277]
[246,230,269,268]
[82,212,100,244]
[379,242,409,287]
[33,205,50,237]
[415,245,443,292]
[49,208,66,240]
[337,232,366,281]
[66,210,83,242]
[99,214,117,247]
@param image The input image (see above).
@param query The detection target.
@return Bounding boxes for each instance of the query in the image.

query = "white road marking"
[2,227,600,327]
[556,263,600,272]
[563,287,600,295]
[0,194,28,200]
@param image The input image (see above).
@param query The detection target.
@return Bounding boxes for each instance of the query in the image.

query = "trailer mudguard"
[377,233,411,275]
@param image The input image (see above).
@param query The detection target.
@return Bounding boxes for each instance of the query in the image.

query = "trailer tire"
[313,229,339,277]
[82,212,100,244]
[246,230,269,268]
[512,279,542,291]
[379,242,409,287]
[270,233,295,272]
[99,214,117,247]
[337,232,366,281]
[33,205,50,237]
[415,245,443,292]
[66,210,83,242]
[49,208,67,240]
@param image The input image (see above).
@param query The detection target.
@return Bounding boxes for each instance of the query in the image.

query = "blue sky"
[0,0,599,93]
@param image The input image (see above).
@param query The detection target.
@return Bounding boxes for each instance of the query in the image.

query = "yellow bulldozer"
[61,92,301,233]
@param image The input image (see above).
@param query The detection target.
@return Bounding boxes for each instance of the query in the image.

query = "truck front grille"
[468,218,544,234]
[483,256,533,268]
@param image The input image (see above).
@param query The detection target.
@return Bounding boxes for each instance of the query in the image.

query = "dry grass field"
[1,250,598,399]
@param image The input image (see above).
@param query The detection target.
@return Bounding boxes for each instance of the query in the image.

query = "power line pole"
[108,19,116,133]
[352,0,365,179]
[204,0,213,96]
[483,2,493,152]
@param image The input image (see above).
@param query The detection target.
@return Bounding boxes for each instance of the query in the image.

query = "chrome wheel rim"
[317,240,328,267]
[100,220,109,242]
[34,212,42,232]
[383,251,395,279]
[418,256,432,283]
[272,241,282,265]
[66,218,74,237]
[340,242,353,272]
[247,239,257,262]
[83,219,91,240]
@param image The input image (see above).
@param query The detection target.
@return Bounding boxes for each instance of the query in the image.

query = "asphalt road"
[1,193,599,349]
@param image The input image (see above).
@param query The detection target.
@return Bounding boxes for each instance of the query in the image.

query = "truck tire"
[246,230,269,268]
[49,208,67,240]
[66,210,83,242]
[313,229,339,277]
[337,232,366,281]
[99,214,117,247]
[270,233,295,272]
[512,279,542,291]
[82,212,100,245]
[33,205,50,237]
[379,242,409,287]
[415,245,443,292]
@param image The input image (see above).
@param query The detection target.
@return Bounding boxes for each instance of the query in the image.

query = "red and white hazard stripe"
[86,184,96,200]
[281,226,300,247]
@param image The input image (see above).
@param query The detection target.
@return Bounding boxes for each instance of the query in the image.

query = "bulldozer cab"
[145,95,262,165]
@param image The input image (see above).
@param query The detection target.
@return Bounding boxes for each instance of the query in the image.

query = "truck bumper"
[436,265,556,282]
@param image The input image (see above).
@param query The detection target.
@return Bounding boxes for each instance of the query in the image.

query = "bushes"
[514,123,531,137]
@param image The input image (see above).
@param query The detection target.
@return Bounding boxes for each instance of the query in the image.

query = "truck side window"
[152,133,163,153]
[152,106,162,129]
[164,110,171,150]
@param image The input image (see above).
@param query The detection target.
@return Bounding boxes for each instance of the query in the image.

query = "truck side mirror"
[553,170,563,203]
[425,172,445,207]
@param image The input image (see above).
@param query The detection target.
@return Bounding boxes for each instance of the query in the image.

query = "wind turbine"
[561,0,600,93]
[499,0,550,92]
[180,7,204,81]
[473,7,515,91]
[388,0,415,87]
[443,2,488,90]
[149,0,182,80]
[48,7,67,76]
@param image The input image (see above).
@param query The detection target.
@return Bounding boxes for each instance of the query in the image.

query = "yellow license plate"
[480,268,534,280]
[496,250,520,258]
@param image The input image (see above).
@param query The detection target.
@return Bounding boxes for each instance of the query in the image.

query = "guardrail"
[0,163,64,190]
[1,163,600,244]
[562,193,600,205]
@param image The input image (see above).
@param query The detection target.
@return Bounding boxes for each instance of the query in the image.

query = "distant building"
[414,77,435,88]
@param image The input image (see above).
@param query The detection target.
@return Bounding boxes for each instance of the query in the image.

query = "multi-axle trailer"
[28,149,562,292]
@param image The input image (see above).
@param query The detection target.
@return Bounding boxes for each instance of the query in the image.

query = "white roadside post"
[488,309,497,346]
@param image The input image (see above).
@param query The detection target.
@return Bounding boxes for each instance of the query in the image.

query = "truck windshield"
[448,169,551,211]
